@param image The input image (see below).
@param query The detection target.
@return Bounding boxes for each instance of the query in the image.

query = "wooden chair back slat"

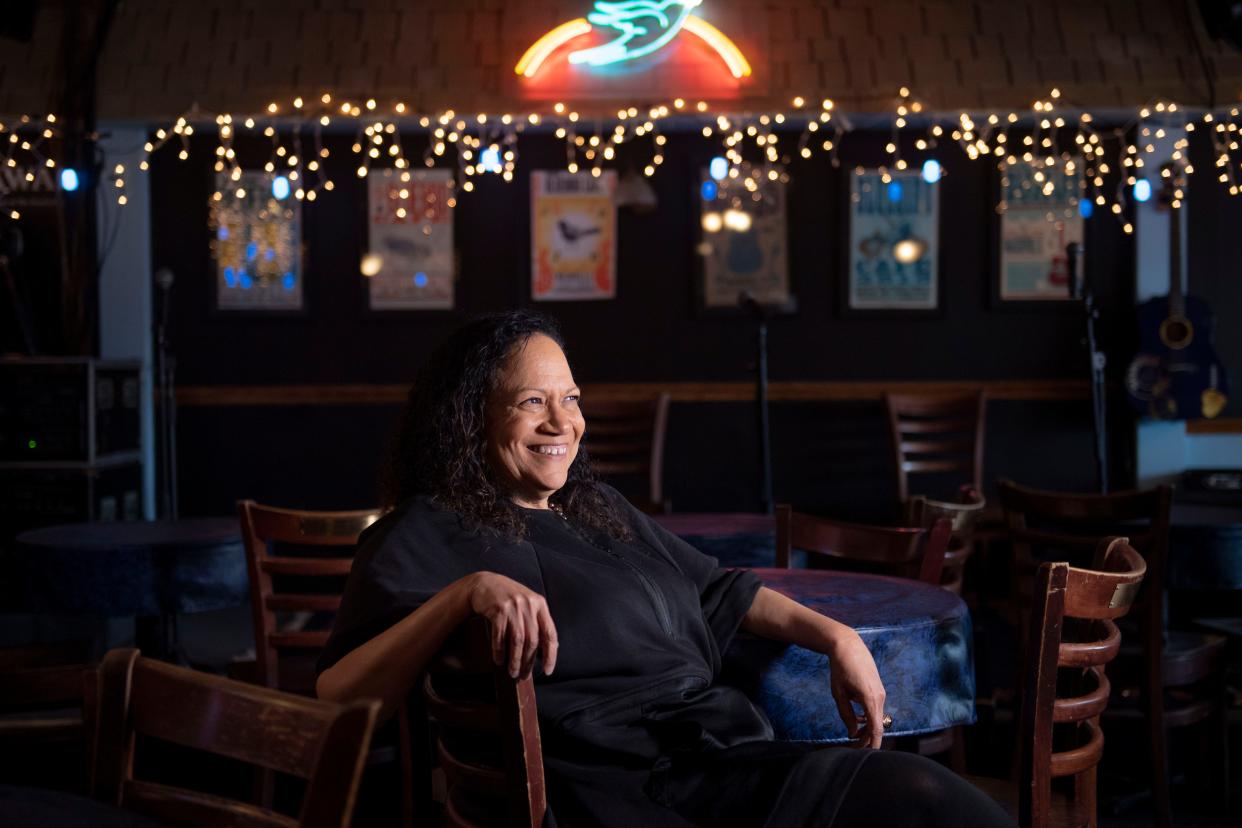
[92,649,378,828]
[885,392,986,503]
[775,504,951,586]
[257,558,355,577]
[265,594,343,613]
[581,392,670,509]
[425,617,546,828]
[120,780,298,828]
[1016,537,1146,828]
[268,631,333,650]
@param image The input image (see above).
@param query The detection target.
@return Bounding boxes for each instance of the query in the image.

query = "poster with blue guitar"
[699,165,789,308]
[848,170,939,311]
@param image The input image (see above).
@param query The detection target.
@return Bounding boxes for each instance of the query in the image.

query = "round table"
[10,519,247,659]
[723,568,975,743]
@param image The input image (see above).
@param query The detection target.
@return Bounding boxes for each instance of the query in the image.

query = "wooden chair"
[775,504,952,585]
[884,391,986,505]
[236,500,383,695]
[0,641,96,791]
[998,480,1229,828]
[581,391,671,513]
[237,501,423,825]
[905,486,987,595]
[91,648,378,828]
[970,537,1147,828]
[422,616,546,828]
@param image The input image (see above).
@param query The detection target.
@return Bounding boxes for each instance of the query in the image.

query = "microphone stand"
[1068,242,1108,493]
[154,271,178,519]
[739,292,774,515]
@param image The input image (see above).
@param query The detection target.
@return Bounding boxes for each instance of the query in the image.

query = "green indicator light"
[28,439,37,449]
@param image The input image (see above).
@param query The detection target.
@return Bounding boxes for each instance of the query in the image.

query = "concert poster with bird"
[531,170,618,301]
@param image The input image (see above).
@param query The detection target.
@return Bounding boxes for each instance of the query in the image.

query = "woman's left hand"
[827,628,887,749]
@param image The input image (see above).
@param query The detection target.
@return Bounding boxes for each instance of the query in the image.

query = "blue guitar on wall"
[1124,166,1229,420]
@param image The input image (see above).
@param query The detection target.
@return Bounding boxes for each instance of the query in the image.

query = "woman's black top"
[317,487,1002,827]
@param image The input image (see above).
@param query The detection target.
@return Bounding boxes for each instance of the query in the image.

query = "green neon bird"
[568,0,703,67]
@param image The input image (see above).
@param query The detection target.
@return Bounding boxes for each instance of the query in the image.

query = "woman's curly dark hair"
[380,310,630,540]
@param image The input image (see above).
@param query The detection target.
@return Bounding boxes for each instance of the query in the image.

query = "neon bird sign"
[516,0,751,80]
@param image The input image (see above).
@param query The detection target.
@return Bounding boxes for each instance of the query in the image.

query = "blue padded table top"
[723,568,975,743]
[10,518,247,617]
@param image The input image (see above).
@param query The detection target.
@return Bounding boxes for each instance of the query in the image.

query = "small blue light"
[272,175,290,200]
[1133,178,1152,203]
[1078,199,1094,219]
[282,273,295,291]
[480,147,502,173]
[217,226,229,240]
[709,156,728,181]
[264,248,275,261]
[887,180,903,202]
[413,271,428,287]
[59,168,80,191]
[921,159,942,184]
[223,266,236,287]
[246,242,258,260]
[700,180,718,201]
[238,271,253,289]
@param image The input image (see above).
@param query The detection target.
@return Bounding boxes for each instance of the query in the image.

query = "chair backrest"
[92,648,378,828]
[423,617,545,828]
[884,391,986,504]
[0,642,96,789]
[905,486,987,594]
[1018,538,1146,828]
[237,500,383,692]
[997,479,1171,644]
[775,504,952,586]
[580,391,671,512]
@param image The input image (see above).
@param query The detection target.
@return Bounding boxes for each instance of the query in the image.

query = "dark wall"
[152,127,1142,517]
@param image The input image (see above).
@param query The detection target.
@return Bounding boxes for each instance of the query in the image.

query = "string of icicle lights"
[0,88,1235,234]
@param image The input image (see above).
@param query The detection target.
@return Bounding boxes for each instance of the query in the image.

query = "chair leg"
[1075,765,1097,828]
[1147,699,1171,828]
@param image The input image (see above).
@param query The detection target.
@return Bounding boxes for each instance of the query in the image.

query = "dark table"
[10,519,247,659]
[724,568,975,743]
[0,785,170,828]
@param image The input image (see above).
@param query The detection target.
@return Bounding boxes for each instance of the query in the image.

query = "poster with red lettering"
[366,169,455,310]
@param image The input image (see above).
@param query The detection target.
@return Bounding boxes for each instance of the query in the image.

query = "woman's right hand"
[466,572,558,679]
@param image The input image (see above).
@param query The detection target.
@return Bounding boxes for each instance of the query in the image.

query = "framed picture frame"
[990,161,1083,308]
[841,169,941,317]
[696,164,793,314]
[364,168,457,311]
[209,170,304,313]
[530,170,617,302]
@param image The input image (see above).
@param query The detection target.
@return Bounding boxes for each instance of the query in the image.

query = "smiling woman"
[484,334,585,510]
[317,310,1014,828]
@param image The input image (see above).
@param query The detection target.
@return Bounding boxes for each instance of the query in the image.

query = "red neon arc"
[515,13,752,80]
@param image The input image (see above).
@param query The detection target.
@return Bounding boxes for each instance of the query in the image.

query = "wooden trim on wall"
[1186,418,1242,435]
[175,379,1091,407]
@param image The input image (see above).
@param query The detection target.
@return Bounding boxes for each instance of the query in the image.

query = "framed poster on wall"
[995,163,1082,304]
[698,164,790,310]
[844,169,940,315]
[210,170,303,311]
[365,168,455,311]
[531,170,617,301]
